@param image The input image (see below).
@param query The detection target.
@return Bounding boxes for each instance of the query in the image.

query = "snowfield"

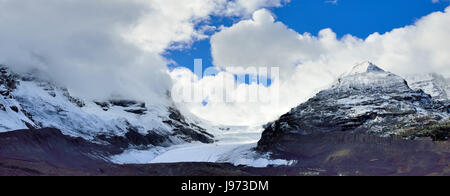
[110,126,296,167]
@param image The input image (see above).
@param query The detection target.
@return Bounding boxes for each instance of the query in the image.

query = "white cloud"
[211,9,329,77]
[0,0,289,103]
[174,7,450,126]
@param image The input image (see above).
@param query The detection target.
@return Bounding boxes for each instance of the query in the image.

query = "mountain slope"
[258,62,449,152]
[406,73,450,101]
[0,65,214,152]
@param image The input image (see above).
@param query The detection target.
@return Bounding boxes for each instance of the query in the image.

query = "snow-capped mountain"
[406,73,450,101]
[0,65,214,151]
[258,62,449,151]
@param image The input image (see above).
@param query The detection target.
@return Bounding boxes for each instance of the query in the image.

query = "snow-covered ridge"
[0,65,214,149]
[340,61,450,102]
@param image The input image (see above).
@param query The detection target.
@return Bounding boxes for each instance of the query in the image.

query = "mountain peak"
[347,61,385,76]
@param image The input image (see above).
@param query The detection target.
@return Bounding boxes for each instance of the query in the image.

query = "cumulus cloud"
[173,7,450,125]
[0,0,288,103]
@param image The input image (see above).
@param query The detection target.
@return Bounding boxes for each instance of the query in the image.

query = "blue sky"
[165,0,450,73]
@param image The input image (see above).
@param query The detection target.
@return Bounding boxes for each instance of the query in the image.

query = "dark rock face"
[94,101,110,111]
[124,108,147,115]
[109,99,144,108]
[96,129,171,149]
[62,89,85,108]
[95,100,147,113]
[0,66,18,98]
[257,63,449,175]
[9,106,19,113]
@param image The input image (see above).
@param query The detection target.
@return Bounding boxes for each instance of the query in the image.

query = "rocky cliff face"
[0,65,213,152]
[258,62,450,152]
